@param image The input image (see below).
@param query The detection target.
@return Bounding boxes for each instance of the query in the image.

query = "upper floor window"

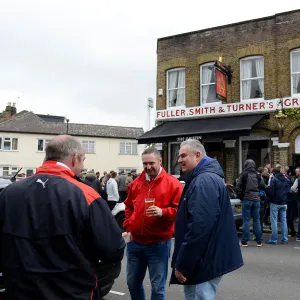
[82,141,95,153]
[167,68,185,107]
[37,139,50,152]
[120,142,137,155]
[200,62,219,105]
[0,137,18,151]
[291,49,300,96]
[240,56,264,101]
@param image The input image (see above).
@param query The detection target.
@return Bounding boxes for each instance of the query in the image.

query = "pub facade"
[138,9,300,184]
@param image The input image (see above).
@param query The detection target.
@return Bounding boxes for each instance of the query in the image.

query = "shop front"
[138,97,300,184]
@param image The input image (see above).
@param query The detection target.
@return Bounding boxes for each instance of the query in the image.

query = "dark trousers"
[287,201,297,235]
[107,200,117,211]
[263,199,270,224]
[119,191,127,202]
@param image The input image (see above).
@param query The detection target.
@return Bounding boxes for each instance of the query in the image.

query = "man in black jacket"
[84,170,102,194]
[236,159,262,247]
[0,135,125,300]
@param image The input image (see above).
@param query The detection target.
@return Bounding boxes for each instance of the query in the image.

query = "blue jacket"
[170,157,243,285]
[268,173,291,205]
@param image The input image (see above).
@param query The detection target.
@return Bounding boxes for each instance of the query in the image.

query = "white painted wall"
[0,132,144,175]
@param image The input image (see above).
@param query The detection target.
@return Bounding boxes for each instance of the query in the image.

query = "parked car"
[226,184,243,230]
[0,177,121,299]
[180,181,243,231]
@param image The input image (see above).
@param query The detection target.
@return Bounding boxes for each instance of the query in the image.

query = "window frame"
[200,62,221,106]
[1,137,18,151]
[291,48,300,97]
[119,142,138,155]
[37,139,50,152]
[166,68,186,108]
[240,56,264,102]
[82,141,95,154]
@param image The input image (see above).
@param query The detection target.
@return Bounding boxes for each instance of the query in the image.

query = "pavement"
[103,233,300,300]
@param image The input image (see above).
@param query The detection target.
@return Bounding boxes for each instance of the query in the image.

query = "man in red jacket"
[123,148,183,300]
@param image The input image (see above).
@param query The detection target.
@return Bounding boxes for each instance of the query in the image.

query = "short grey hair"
[45,135,84,162]
[142,147,161,158]
[296,167,300,172]
[180,139,206,157]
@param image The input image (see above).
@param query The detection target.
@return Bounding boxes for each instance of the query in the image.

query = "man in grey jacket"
[118,171,127,202]
[236,159,262,247]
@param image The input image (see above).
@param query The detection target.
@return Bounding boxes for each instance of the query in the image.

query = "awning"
[138,114,266,144]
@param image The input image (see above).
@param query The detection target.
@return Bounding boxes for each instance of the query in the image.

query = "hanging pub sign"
[216,68,227,101]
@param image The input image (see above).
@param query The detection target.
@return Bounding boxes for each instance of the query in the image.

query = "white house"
[0,105,144,177]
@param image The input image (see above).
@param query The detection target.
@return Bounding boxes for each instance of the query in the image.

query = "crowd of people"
[0,135,243,300]
[236,160,300,247]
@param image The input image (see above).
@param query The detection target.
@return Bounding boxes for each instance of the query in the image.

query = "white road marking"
[109,290,125,296]
[294,247,300,250]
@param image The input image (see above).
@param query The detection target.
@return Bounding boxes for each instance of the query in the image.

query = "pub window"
[200,62,219,105]
[167,68,186,108]
[169,143,181,176]
[240,56,264,101]
[291,49,300,96]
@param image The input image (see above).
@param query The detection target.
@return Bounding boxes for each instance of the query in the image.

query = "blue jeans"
[126,239,171,300]
[268,203,288,243]
[184,277,222,300]
[242,200,262,244]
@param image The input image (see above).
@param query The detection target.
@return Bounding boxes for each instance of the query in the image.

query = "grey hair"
[180,139,206,157]
[142,147,161,158]
[45,135,84,162]
[296,167,300,172]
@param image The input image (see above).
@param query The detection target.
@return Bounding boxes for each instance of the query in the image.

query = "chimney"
[3,103,17,120]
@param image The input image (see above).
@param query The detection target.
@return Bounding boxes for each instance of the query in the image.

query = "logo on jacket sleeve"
[36,178,49,188]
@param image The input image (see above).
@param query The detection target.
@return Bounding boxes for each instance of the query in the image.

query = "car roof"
[0,178,12,189]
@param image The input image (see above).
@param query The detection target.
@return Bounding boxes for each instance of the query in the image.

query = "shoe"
[240,242,248,247]
[265,240,277,245]
[296,238,300,242]
[257,242,262,247]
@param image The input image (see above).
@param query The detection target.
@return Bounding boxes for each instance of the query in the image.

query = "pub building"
[138,9,300,184]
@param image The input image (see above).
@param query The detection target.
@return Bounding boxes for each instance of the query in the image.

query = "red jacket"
[123,168,183,244]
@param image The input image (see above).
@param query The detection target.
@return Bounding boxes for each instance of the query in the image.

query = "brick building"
[138,9,300,184]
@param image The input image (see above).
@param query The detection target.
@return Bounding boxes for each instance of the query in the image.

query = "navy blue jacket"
[268,173,291,205]
[170,157,243,285]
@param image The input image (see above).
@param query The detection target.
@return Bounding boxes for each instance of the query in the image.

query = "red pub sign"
[216,69,227,101]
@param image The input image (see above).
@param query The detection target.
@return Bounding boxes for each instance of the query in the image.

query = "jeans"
[269,203,288,243]
[242,200,262,244]
[126,239,171,300]
[184,277,222,300]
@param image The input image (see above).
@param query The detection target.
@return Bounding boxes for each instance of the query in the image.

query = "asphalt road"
[103,233,300,300]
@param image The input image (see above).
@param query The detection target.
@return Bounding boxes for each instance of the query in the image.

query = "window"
[240,56,264,101]
[2,137,18,151]
[82,141,95,153]
[120,142,138,155]
[291,49,300,96]
[167,68,186,107]
[118,168,133,174]
[25,169,35,177]
[2,167,9,177]
[37,139,50,152]
[169,143,181,176]
[0,166,18,177]
[200,63,219,105]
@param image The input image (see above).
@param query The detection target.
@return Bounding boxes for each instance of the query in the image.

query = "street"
[104,234,300,300]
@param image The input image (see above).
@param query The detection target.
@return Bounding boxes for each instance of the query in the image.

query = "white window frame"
[82,141,95,154]
[240,56,264,102]
[37,139,50,152]
[119,142,138,155]
[291,48,300,97]
[200,62,221,106]
[1,137,19,151]
[0,166,19,177]
[166,68,186,108]
[118,168,133,174]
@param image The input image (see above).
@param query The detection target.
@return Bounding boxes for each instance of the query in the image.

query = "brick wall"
[156,9,300,110]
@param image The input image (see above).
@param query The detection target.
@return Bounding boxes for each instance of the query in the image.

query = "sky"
[0,0,299,130]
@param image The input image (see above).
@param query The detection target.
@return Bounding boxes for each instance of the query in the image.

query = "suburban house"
[0,104,144,177]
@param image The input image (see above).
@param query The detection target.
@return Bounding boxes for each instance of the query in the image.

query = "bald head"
[45,135,84,163]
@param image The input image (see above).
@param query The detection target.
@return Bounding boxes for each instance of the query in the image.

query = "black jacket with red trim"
[0,161,125,300]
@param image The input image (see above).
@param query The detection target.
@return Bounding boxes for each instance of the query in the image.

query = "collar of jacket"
[36,160,75,178]
[185,156,211,185]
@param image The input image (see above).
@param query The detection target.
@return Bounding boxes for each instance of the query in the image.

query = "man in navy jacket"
[170,139,243,300]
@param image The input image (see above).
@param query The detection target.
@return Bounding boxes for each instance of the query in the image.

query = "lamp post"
[274,97,287,140]
[147,97,154,131]
[66,118,70,134]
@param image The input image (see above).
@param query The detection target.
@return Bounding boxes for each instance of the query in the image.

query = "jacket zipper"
[142,181,154,241]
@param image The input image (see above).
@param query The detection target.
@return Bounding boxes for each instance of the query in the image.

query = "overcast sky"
[0,1,299,129]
